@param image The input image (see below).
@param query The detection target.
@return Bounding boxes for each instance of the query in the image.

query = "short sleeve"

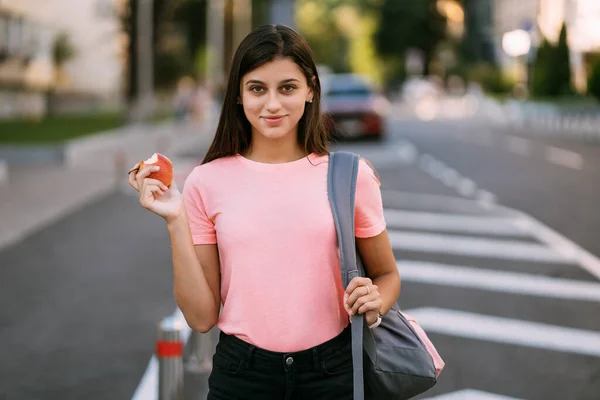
[354,158,386,238]
[182,170,217,244]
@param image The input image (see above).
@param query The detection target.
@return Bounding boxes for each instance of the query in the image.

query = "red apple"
[139,153,173,187]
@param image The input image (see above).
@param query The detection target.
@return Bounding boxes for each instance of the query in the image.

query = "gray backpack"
[327,151,439,400]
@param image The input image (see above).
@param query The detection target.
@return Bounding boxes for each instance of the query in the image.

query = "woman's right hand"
[128,162,183,222]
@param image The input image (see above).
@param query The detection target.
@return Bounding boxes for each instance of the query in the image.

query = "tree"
[121,0,179,102]
[52,31,76,72]
[374,0,447,76]
[174,0,207,68]
[587,56,600,102]
[531,38,554,96]
[532,24,572,97]
[554,23,572,95]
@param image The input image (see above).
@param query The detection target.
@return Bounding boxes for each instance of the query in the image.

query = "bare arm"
[129,162,221,332]
[346,229,401,325]
[356,229,400,314]
[167,206,221,333]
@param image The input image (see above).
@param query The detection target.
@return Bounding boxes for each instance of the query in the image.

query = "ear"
[306,77,315,103]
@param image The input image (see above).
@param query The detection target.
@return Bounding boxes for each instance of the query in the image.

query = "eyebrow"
[245,78,300,86]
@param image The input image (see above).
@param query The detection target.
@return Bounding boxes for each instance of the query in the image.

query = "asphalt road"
[2,115,599,400]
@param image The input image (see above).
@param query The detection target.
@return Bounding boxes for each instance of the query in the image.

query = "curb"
[0,158,7,184]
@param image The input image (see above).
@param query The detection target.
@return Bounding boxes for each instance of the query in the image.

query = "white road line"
[384,210,528,237]
[523,215,600,281]
[545,146,583,170]
[388,230,574,263]
[131,356,158,400]
[507,136,530,156]
[381,190,512,215]
[405,307,600,357]
[441,168,460,187]
[395,141,418,164]
[476,190,497,205]
[457,178,477,197]
[426,389,524,400]
[397,260,600,302]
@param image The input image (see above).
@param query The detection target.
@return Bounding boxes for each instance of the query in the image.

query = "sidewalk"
[0,117,216,252]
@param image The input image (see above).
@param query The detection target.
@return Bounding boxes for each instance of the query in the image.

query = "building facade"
[0,0,125,118]
[493,0,600,92]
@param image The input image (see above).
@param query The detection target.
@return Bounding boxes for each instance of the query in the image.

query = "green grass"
[0,111,174,145]
[0,112,127,145]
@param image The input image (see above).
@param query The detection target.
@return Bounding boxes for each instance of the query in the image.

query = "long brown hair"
[202,24,329,165]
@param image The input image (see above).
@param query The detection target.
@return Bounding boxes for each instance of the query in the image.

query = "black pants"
[207,326,353,400]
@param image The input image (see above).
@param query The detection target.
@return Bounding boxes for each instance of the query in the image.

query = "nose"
[266,91,282,112]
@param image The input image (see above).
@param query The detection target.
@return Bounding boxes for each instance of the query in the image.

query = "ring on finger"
[365,285,371,295]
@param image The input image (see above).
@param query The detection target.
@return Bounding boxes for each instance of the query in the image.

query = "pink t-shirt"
[182,153,386,352]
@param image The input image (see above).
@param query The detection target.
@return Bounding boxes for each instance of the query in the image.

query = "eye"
[281,85,296,92]
[250,86,264,93]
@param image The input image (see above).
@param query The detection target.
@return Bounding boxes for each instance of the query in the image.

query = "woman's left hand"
[344,277,382,326]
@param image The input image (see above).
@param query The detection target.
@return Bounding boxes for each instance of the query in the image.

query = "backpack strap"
[328,151,364,400]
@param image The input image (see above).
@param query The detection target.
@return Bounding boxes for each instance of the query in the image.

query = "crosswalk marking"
[426,389,524,400]
[405,307,600,357]
[389,230,574,264]
[384,209,528,237]
[381,190,508,214]
[397,260,600,302]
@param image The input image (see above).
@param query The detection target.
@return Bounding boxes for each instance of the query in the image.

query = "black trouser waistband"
[218,326,351,371]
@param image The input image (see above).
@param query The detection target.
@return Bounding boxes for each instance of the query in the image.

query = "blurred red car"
[321,73,390,141]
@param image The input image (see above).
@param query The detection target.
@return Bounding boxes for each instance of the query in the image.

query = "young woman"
[128,24,400,400]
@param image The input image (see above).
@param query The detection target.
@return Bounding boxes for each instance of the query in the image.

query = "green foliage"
[174,0,207,61]
[467,63,513,94]
[154,48,194,90]
[296,1,351,72]
[374,0,446,66]
[532,38,553,96]
[587,56,600,102]
[0,112,124,144]
[52,31,76,68]
[555,23,572,95]
[532,24,572,97]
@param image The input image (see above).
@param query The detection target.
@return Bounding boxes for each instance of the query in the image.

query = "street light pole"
[135,0,154,121]
[207,0,225,102]
[233,0,252,50]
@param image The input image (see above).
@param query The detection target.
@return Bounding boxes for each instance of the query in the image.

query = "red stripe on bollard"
[156,341,183,357]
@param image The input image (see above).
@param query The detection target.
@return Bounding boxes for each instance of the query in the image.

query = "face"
[239,57,314,141]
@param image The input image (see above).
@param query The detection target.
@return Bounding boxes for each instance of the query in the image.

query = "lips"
[262,115,286,125]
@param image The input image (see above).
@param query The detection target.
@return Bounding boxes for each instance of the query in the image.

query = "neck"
[244,129,307,164]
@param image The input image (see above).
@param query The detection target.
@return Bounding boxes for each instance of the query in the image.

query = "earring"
[307,100,313,104]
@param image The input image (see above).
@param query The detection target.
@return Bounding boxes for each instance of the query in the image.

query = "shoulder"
[358,157,381,185]
[184,155,238,193]
[187,156,237,182]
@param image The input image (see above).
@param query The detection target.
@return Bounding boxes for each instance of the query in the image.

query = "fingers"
[140,183,165,208]
[142,178,170,192]
[128,162,141,190]
[344,277,381,316]
[135,164,160,189]
[345,277,372,295]
[349,290,381,315]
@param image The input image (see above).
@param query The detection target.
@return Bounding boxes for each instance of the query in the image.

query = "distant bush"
[467,63,513,94]
[532,24,572,97]
[588,57,600,102]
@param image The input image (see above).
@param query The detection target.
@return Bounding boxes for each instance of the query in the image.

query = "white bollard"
[157,316,185,400]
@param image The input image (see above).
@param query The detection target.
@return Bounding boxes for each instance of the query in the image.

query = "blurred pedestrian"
[190,77,210,125]
[128,24,400,399]
[173,76,195,121]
